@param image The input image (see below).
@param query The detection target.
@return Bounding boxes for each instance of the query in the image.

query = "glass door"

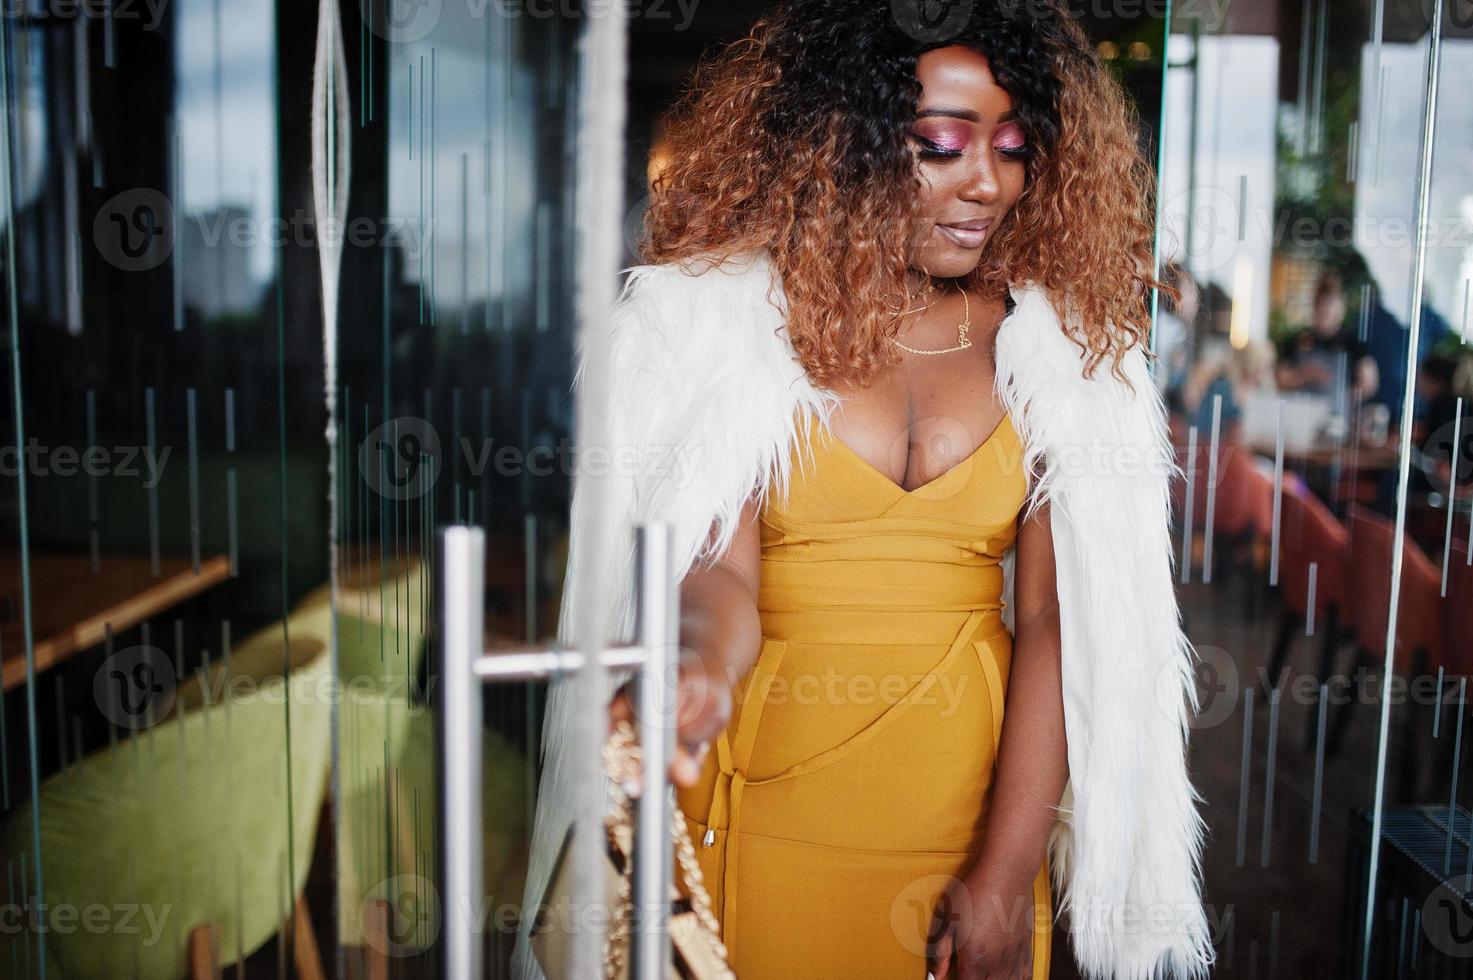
[0,1,337,977]
[328,0,584,976]
[1157,0,1472,974]
[6,0,1469,977]
[0,0,588,976]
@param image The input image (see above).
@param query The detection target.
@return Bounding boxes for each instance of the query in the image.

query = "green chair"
[320,556,531,965]
[1,610,335,979]
[292,557,432,955]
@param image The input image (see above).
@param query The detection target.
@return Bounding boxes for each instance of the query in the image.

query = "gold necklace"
[891,286,972,355]
[887,278,940,317]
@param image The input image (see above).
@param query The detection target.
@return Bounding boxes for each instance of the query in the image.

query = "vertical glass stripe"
[1361,3,1445,974]
[0,13,44,977]
[1148,0,1174,351]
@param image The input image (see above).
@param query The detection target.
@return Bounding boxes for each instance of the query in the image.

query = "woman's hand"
[607,649,734,795]
[928,500,1063,978]
[926,862,1040,980]
[607,497,761,797]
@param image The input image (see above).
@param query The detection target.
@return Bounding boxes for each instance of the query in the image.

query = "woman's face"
[1313,289,1346,334]
[906,45,1028,280]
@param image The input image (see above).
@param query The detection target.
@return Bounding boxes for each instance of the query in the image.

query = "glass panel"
[5,0,1464,976]
[0,1,333,976]
[1157,0,1467,973]
[1360,2,1473,973]
[329,1,579,975]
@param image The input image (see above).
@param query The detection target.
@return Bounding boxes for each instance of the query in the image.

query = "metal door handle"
[438,523,678,979]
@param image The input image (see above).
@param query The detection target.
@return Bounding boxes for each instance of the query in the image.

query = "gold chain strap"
[602,720,735,979]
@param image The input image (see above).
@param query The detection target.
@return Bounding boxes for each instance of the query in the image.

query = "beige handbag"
[529,720,736,978]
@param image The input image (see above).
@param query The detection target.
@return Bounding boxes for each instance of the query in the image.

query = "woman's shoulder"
[619,248,776,300]
[607,247,791,367]
[616,249,782,330]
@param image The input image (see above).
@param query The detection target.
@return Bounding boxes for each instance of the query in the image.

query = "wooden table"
[1243,438,1402,471]
[0,552,231,692]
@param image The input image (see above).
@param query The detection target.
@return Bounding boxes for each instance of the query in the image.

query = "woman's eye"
[993,123,1031,159]
[907,131,963,160]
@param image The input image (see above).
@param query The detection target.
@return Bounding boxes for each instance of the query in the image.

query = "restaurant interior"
[0,0,1469,976]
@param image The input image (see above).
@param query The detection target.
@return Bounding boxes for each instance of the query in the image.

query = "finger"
[670,740,711,787]
[926,925,954,980]
[674,658,733,743]
[669,743,699,787]
[608,688,634,733]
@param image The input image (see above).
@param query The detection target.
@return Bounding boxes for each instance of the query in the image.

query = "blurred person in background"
[1413,351,1472,494]
[1181,335,1276,437]
[1152,259,1200,412]
[1275,270,1379,418]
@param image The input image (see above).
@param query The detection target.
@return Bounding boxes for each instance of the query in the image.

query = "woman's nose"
[961,154,1001,203]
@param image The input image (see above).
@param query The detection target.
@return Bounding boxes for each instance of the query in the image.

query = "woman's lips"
[936,220,992,249]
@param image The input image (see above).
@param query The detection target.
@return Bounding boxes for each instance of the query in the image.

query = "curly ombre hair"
[640,0,1175,388]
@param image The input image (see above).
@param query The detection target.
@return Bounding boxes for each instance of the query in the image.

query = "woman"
[1274,270,1380,417]
[517,3,1212,979]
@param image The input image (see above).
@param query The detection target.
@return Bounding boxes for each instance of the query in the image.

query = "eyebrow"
[915,107,1018,123]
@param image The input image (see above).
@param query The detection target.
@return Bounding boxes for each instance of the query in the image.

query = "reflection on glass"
[331,3,576,977]
[0,0,1466,975]
[1159,1,1473,974]
[0,0,334,977]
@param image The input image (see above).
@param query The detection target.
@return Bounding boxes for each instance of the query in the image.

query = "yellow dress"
[676,408,1053,979]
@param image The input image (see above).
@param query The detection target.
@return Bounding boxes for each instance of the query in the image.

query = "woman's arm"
[931,499,1068,979]
[973,498,1068,884]
[609,494,764,788]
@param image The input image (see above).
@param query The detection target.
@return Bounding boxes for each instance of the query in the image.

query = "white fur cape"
[512,250,1213,980]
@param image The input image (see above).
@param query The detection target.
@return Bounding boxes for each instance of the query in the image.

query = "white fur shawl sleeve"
[513,251,1214,980]
[995,285,1213,979]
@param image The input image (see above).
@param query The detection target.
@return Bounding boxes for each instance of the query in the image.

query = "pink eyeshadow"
[993,122,1027,150]
[912,122,970,152]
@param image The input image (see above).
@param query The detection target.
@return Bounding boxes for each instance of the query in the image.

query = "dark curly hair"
[641,0,1174,387]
